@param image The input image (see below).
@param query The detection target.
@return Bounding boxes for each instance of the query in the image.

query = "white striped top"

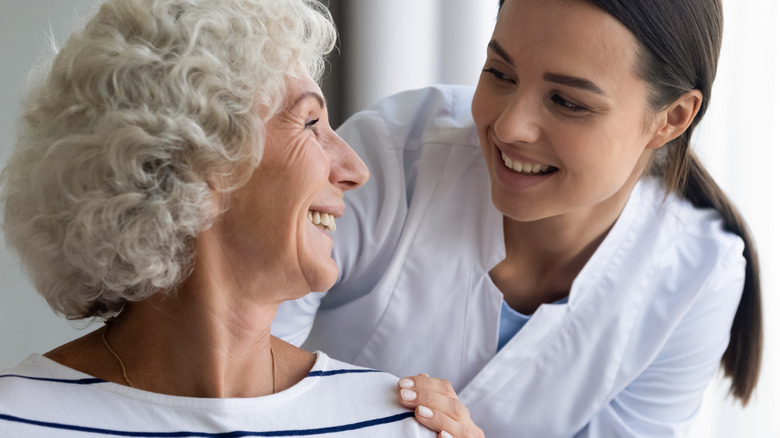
[0,352,433,437]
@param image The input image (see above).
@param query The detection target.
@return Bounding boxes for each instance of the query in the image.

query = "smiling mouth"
[308,210,336,231]
[501,152,557,175]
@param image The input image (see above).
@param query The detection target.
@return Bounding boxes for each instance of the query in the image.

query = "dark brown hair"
[497,0,762,405]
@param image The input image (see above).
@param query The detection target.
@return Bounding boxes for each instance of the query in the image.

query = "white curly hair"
[0,0,337,320]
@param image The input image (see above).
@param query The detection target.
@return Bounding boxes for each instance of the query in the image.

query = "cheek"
[473,84,509,163]
[553,119,648,187]
[269,139,329,193]
[472,81,499,130]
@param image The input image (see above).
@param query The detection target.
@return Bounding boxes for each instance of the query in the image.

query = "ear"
[646,89,703,150]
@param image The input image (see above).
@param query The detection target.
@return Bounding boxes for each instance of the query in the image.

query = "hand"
[397,374,485,438]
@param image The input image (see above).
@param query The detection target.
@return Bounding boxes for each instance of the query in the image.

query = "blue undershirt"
[497,297,569,352]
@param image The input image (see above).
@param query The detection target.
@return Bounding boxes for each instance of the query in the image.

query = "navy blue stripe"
[306,369,381,377]
[0,370,379,384]
[0,374,105,385]
[0,411,415,437]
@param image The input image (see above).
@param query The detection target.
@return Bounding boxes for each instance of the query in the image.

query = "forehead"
[494,0,639,89]
[284,71,323,106]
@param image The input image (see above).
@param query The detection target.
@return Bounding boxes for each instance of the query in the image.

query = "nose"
[493,92,541,145]
[326,129,369,192]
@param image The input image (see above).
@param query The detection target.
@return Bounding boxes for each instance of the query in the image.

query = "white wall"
[342,0,495,116]
[0,0,101,369]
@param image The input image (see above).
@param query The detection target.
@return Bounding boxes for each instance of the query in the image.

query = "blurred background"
[0,1,776,436]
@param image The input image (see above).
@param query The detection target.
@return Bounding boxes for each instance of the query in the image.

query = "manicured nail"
[400,389,417,401]
[399,378,414,389]
[418,405,434,418]
[440,431,453,438]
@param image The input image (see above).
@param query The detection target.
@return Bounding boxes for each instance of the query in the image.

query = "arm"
[577,245,746,437]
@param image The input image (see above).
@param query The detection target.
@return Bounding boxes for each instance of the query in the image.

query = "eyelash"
[305,118,320,129]
[551,94,588,113]
[482,67,514,84]
[484,67,590,114]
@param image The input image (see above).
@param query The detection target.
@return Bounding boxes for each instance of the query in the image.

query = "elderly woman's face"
[216,72,368,297]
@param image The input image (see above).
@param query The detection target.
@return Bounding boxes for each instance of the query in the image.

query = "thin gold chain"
[102,324,134,387]
[102,322,278,394]
[270,344,277,394]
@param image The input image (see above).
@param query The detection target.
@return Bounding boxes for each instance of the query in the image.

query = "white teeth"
[502,152,551,175]
[308,210,336,231]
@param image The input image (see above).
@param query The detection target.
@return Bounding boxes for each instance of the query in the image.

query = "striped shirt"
[0,352,433,437]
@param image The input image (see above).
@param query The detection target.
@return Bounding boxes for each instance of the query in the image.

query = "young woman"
[274,0,763,436]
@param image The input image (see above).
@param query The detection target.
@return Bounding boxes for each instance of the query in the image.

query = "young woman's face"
[472,0,660,223]
[218,71,369,297]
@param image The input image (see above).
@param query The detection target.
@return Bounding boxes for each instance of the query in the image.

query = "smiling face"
[215,71,369,298]
[472,0,664,223]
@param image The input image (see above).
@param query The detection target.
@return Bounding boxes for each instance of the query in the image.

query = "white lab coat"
[273,85,745,437]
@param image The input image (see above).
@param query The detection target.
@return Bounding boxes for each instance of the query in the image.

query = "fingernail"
[440,431,453,438]
[418,405,434,418]
[399,378,414,389]
[400,389,417,401]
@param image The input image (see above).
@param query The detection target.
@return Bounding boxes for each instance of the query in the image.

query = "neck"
[494,172,641,313]
[103,229,284,398]
[106,289,277,398]
[45,226,320,398]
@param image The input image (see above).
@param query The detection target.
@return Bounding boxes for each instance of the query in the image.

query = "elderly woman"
[0,0,440,436]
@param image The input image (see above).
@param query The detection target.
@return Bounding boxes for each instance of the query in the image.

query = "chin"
[492,192,543,222]
[305,260,339,293]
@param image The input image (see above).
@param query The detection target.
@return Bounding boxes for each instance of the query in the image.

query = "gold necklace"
[270,344,278,394]
[101,323,278,393]
[102,324,133,387]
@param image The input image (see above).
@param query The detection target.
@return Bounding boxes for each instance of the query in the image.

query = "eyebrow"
[543,73,605,95]
[292,91,325,109]
[488,40,514,65]
[487,39,606,96]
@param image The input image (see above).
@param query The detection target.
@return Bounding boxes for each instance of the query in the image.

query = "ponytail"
[658,129,762,404]
[679,151,763,405]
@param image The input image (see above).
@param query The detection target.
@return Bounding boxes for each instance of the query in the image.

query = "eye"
[551,94,589,113]
[482,67,515,84]
[305,118,320,129]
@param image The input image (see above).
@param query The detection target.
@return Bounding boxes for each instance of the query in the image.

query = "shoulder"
[0,354,103,406]
[590,177,745,298]
[338,84,479,153]
[308,352,403,392]
[584,177,746,325]
[1,354,78,383]
[305,353,435,436]
[634,177,745,270]
[612,177,746,325]
[0,356,40,397]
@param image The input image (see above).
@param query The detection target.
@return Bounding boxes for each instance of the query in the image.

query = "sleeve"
[576,242,746,438]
